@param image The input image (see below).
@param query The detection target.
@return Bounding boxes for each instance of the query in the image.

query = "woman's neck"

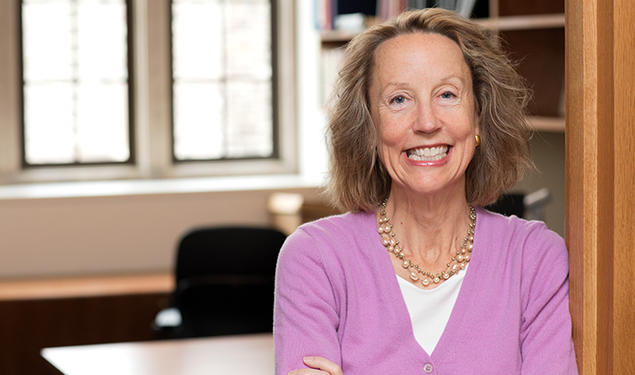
[384,184,471,265]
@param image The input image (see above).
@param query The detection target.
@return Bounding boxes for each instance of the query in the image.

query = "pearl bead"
[410,271,419,281]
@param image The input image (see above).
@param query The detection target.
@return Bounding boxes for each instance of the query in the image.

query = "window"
[20,0,132,166]
[0,0,296,183]
[171,0,274,161]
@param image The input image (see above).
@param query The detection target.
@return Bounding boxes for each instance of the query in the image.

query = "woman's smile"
[406,145,450,165]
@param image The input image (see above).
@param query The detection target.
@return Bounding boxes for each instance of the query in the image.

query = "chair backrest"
[170,226,286,338]
[485,193,525,218]
[176,226,286,282]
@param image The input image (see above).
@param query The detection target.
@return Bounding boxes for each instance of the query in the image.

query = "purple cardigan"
[274,208,578,374]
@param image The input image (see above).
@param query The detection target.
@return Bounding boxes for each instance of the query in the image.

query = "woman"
[274,8,577,375]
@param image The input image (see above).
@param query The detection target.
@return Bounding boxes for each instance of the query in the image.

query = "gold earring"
[475,134,481,147]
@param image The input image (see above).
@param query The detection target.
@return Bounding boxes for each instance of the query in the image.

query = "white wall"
[0,186,323,279]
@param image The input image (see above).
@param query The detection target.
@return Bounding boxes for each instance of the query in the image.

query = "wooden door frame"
[565,0,635,374]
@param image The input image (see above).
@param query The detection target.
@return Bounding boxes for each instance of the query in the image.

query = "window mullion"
[0,0,22,180]
[133,0,172,178]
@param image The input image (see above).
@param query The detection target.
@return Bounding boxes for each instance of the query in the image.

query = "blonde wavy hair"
[326,8,532,212]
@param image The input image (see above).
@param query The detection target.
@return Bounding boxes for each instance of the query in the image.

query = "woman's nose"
[412,101,441,134]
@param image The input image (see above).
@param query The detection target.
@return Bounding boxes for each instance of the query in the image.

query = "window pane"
[22,1,73,81]
[77,1,127,80]
[172,0,273,161]
[24,83,75,164]
[172,0,223,80]
[226,81,272,157]
[22,0,130,165]
[225,1,271,79]
[173,83,224,160]
[76,83,129,162]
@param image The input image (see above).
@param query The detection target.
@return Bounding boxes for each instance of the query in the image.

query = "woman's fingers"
[287,356,343,375]
[287,370,329,375]
[303,356,343,375]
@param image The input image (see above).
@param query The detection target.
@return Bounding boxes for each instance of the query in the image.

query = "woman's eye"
[440,91,456,99]
[390,95,406,105]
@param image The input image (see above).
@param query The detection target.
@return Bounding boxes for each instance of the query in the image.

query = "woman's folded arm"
[274,228,342,375]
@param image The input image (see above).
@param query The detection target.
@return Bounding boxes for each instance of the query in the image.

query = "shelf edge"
[528,116,565,132]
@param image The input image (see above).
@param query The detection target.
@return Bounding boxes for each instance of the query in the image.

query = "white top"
[396,265,467,355]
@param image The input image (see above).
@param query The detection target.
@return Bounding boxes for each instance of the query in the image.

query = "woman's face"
[368,32,479,198]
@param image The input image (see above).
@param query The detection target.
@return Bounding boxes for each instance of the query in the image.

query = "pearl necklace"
[377,200,476,287]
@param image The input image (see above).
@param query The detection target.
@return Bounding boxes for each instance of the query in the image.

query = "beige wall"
[0,187,321,279]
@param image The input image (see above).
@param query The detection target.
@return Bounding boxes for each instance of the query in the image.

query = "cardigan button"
[423,363,434,373]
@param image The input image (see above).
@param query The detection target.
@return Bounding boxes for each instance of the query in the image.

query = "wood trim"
[612,0,635,373]
[566,0,635,373]
[565,1,595,372]
[527,116,565,132]
[566,0,606,373]
[473,14,564,30]
[0,273,173,301]
[320,14,565,44]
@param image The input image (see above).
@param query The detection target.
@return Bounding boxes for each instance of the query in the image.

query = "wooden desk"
[42,333,274,375]
[0,273,173,301]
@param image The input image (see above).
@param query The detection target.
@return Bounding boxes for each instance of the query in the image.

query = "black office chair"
[485,193,526,217]
[154,226,287,339]
[485,188,550,220]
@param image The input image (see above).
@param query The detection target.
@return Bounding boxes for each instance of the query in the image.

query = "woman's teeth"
[407,145,448,161]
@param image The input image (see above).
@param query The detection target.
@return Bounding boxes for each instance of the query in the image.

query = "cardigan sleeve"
[273,227,342,375]
[520,223,578,374]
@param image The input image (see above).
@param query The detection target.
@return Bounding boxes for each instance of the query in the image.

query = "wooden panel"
[566,0,635,373]
[566,0,600,373]
[612,0,635,373]
[0,293,169,375]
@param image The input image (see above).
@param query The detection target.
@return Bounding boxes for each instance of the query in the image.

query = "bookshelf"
[318,1,566,132]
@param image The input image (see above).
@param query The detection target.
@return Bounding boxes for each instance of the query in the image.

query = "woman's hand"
[288,356,343,375]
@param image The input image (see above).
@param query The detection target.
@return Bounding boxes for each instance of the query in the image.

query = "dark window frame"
[168,0,279,163]
[18,0,136,168]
